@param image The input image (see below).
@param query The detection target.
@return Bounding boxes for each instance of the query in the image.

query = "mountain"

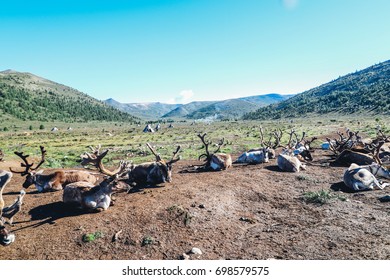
[106,93,292,120]
[184,94,294,120]
[0,70,138,123]
[243,60,390,120]
[104,98,179,120]
[161,101,215,118]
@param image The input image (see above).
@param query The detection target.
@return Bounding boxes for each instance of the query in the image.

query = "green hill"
[0,70,138,123]
[243,60,390,120]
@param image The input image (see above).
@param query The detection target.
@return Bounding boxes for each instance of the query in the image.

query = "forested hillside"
[0,70,138,122]
[243,60,390,120]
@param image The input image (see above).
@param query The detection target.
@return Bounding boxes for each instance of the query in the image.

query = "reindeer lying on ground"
[235,127,279,164]
[11,146,97,192]
[63,161,132,212]
[328,129,390,166]
[129,143,181,185]
[277,130,315,172]
[81,143,181,186]
[343,163,390,191]
[196,133,232,171]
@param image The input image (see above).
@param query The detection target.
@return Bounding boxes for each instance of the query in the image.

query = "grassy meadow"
[1,115,389,170]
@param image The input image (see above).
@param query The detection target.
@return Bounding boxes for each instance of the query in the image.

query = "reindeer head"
[146,143,181,183]
[98,160,133,193]
[10,146,47,189]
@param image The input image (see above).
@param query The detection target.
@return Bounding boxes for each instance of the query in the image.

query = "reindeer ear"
[34,170,44,175]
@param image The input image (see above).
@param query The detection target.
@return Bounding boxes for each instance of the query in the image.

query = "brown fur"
[27,170,97,192]
[331,149,375,167]
[210,153,232,170]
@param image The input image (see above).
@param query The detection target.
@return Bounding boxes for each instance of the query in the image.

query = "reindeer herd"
[1,127,390,246]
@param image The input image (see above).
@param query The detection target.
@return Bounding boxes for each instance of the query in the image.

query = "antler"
[214,138,225,154]
[271,128,283,149]
[286,129,295,150]
[10,146,46,175]
[31,146,46,171]
[81,144,105,167]
[197,133,211,161]
[304,137,318,150]
[295,131,306,145]
[146,143,162,162]
[377,130,390,142]
[167,145,181,165]
[366,141,385,165]
[95,149,128,176]
[259,127,265,147]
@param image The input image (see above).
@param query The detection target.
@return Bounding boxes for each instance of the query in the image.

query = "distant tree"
[29,125,33,130]
[39,124,45,130]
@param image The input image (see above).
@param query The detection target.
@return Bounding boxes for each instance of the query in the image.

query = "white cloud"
[179,89,194,101]
[167,89,195,104]
[282,0,299,10]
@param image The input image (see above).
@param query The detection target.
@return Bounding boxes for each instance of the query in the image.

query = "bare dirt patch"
[1,150,390,260]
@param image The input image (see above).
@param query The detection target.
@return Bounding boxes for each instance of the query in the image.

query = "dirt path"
[1,150,390,260]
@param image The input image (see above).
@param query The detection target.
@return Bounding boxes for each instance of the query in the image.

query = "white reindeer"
[343,163,390,191]
[63,161,132,212]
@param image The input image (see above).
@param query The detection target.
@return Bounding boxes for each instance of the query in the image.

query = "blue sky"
[1,0,389,104]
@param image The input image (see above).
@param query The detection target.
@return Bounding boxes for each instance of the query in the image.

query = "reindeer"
[235,127,273,164]
[291,131,317,161]
[277,130,310,172]
[63,161,132,212]
[81,143,181,186]
[343,163,390,191]
[197,133,232,171]
[11,146,97,192]
[330,136,385,167]
[128,143,181,185]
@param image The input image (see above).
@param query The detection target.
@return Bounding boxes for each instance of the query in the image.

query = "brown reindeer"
[10,146,97,192]
[197,133,232,171]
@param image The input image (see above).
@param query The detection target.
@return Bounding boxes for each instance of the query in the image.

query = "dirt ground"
[1,149,390,260]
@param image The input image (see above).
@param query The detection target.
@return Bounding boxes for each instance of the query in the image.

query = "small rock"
[379,195,390,202]
[199,204,205,209]
[190,247,202,255]
[239,217,256,224]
